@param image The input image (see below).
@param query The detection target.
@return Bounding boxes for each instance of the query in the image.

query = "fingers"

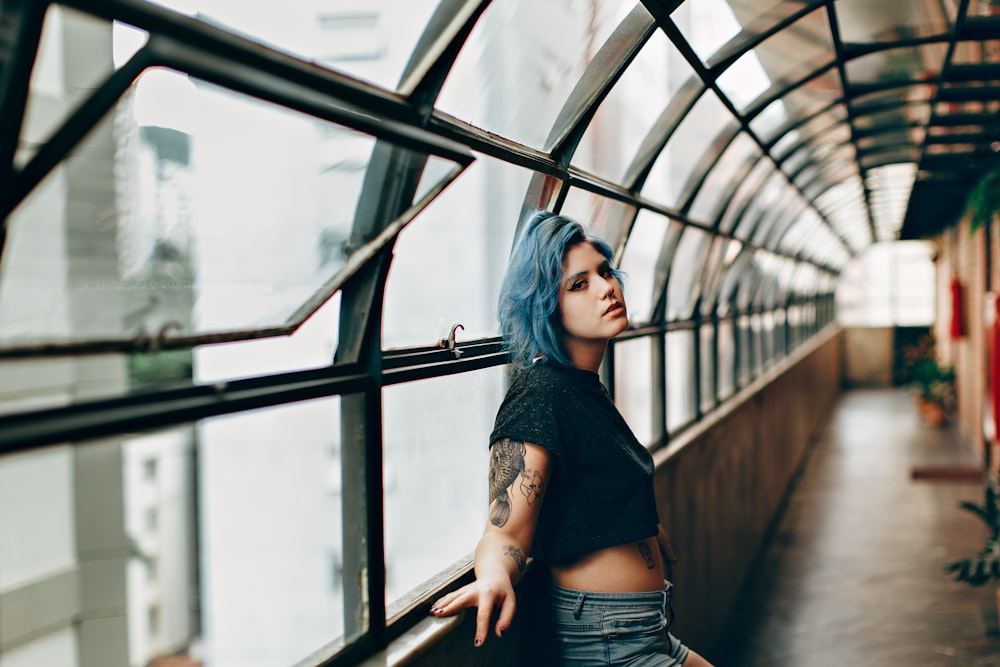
[428,584,516,647]
[474,599,493,647]
[494,594,516,638]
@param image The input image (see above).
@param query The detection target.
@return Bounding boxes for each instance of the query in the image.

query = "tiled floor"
[723,388,1000,666]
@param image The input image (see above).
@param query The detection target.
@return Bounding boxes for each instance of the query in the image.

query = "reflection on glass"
[718,158,775,234]
[673,0,796,65]
[666,329,695,433]
[836,0,951,43]
[844,44,948,86]
[666,227,712,321]
[1,397,355,667]
[1,66,425,353]
[559,190,637,254]
[575,26,694,181]
[17,6,144,168]
[436,1,605,149]
[699,324,715,413]
[614,337,655,446]
[154,0,439,91]
[717,50,772,110]
[643,91,735,209]
[199,396,354,666]
[734,172,787,240]
[619,212,681,324]
[952,40,1000,64]
[382,368,504,608]
[737,315,752,386]
[717,318,736,399]
[717,9,834,112]
[687,134,761,225]
[384,155,531,348]
[701,239,743,316]
[867,163,916,241]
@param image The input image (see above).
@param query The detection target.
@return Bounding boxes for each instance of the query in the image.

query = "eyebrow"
[563,260,611,288]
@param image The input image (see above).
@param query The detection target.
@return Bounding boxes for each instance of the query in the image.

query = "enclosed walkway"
[723,388,1000,666]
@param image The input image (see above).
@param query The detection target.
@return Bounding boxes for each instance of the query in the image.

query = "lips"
[605,302,623,316]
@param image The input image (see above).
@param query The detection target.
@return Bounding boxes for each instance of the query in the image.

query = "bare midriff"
[549,536,665,592]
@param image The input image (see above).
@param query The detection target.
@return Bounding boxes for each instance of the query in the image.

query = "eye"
[569,279,586,291]
[599,263,614,278]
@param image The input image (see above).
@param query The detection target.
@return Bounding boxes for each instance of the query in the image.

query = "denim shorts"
[548,582,690,666]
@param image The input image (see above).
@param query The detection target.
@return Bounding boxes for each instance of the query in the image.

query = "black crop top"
[489,360,660,565]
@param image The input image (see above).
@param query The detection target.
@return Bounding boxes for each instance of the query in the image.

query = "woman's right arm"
[429,439,551,647]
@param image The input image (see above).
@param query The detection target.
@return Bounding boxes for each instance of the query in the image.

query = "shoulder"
[505,362,575,400]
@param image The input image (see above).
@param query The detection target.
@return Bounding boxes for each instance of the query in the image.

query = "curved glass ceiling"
[3,0,999,357]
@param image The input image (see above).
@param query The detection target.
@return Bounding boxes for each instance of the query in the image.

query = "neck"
[564,340,607,374]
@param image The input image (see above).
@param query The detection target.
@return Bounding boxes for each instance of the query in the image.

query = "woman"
[429,211,713,666]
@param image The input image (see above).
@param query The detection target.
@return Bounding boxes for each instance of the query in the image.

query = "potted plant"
[963,164,1000,234]
[902,335,957,427]
[945,478,1000,586]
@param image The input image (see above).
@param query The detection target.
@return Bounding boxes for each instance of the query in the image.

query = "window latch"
[438,323,464,358]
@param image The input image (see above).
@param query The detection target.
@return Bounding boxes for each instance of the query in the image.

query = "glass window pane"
[436,2,607,149]
[614,337,655,446]
[666,227,712,322]
[575,24,696,182]
[687,134,762,225]
[699,324,715,413]
[666,329,696,433]
[718,158,776,235]
[718,318,736,399]
[384,155,532,348]
[844,44,948,87]
[2,67,460,354]
[717,9,834,112]
[761,311,775,367]
[738,315,752,386]
[17,6,143,168]
[382,367,504,608]
[673,0,793,65]
[642,92,736,209]
[559,189,637,254]
[836,0,952,43]
[154,0,439,91]
[750,314,763,375]
[835,240,936,327]
[199,396,357,666]
[751,77,844,145]
[619,212,682,325]
[734,172,788,240]
[1,397,363,667]
[702,239,744,316]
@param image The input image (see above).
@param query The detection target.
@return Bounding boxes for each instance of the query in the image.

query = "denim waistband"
[549,582,671,607]
[549,581,674,621]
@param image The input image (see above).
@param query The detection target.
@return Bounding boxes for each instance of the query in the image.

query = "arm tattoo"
[502,544,527,575]
[519,468,543,506]
[638,542,655,570]
[488,438,526,527]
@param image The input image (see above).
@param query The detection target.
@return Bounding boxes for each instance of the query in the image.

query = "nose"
[599,275,616,298]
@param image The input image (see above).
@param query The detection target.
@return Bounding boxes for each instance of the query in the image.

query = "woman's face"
[557,241,628,351]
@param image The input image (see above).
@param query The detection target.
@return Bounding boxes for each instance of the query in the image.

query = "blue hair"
[498,211,623,369]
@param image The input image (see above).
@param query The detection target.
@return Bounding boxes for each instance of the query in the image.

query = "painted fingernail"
[474,638,482,647]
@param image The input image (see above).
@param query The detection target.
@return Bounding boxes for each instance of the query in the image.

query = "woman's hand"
[428,440,550,646]
[429,575,516,646]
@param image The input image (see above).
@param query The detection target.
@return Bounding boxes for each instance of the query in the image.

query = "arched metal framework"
[0,0,997,665]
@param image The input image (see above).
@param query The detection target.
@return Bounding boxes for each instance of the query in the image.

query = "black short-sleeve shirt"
[490,360,660,565]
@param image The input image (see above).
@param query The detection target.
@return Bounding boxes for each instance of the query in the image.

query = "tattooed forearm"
[488,439,526,527]
[502,544,527,575]
[638,541,655,570]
